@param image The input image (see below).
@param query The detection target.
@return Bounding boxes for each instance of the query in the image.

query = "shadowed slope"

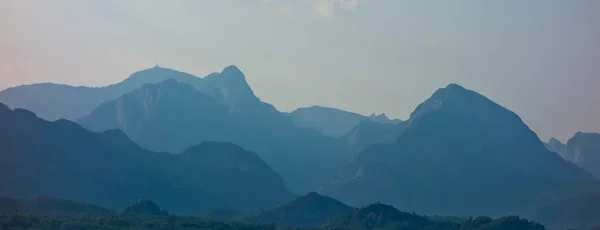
[0,104,294,212]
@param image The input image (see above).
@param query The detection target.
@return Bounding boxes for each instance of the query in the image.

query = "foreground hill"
[0,103,294,212]
[78,76,349,193]
[0,196,112,214]
[0,195,548,230]
[325,203,546,230]
[124,198,169,215]
[0,212,274,230]
[287,106,401,137]
[322,84,599,228]
[244,192,355,228]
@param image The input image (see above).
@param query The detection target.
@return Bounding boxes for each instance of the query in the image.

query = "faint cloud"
[262,0,360,18]
[311,0,359,17]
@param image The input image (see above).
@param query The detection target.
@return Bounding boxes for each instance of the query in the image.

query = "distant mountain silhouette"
[544,133,600,180]
[124,198,169,215]
[340,119,408,156]
[200,65,261,110]
[0,196,113,214]
[244,192,354,228]
[566,132,600,179]
[0,65,263,121]
[0,103,294,212]
[78,77,349,193]
[321,84,599,228]
[287,106,402,137]
[368,113,402,124]
[0,66,202,121]
[544,138,569,161]
[324,203,545,230]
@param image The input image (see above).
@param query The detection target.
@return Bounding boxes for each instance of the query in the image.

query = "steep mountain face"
[287,106,402,137]
[0,66,203,121]
[79,79,348,193]
[544,138,569,161]
[567,132,600,178]
[0,104,294,212]
[199,65,261,110]
[0,196,113,214]
[321,84,598,224]
[78,79,228,153]
[244,192,355,228]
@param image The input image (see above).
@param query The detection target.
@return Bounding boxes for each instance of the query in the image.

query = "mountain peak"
[200,65,259,107]
[221,65,245,80]
[0,103,10,114]
[409,83,501,119]
[369,113,388,119]
[549,137,563,145]
[113,66,200,93]
[244,191,353,228]
[432,83,472,98]
[446,83,467,90]
[304,191,324,199]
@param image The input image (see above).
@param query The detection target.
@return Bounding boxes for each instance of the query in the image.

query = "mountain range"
[76,68,349,193]
[0,67,197,121]
[0,103,294,213]
[2,65,600,229]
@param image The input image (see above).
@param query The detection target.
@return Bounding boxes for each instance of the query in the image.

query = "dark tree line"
[0,212,275,230]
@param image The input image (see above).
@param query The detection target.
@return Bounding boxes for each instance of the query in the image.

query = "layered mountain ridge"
[78,78,349,193]
[0,65,257,121]
[2,65,599,229]
[0,104,294,212]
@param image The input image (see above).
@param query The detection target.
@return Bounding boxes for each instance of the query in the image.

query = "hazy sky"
[1,0,599,142]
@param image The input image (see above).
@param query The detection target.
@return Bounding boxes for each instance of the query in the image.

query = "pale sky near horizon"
[1,0,599,142]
